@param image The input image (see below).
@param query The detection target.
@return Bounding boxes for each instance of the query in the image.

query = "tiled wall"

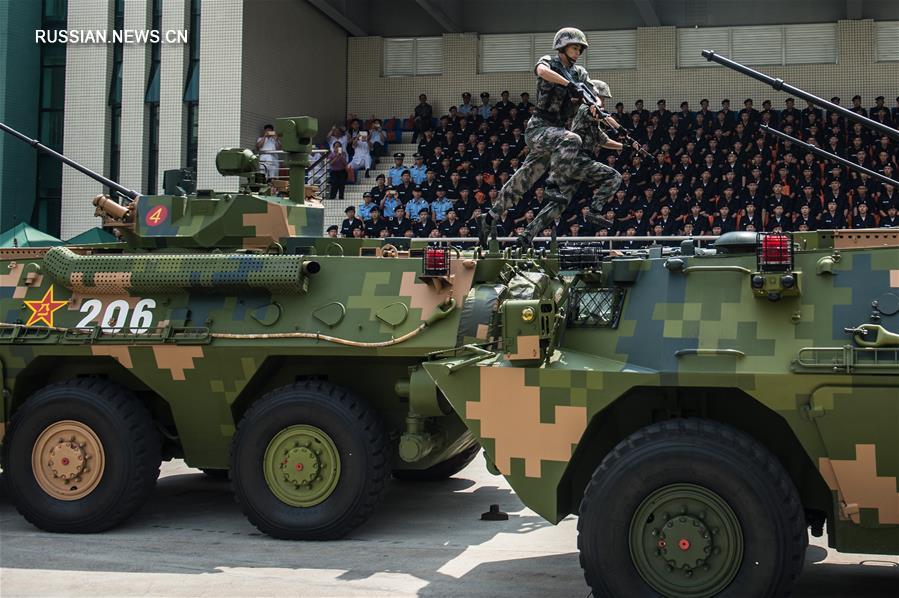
[60,1,113,240]
[240,0,347,149]
[119,0,151,194]
[347,21,899,121]
[196,0,243,191]
[157,0,188,193]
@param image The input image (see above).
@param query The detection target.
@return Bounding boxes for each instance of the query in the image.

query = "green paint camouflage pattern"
[423,231,899,557]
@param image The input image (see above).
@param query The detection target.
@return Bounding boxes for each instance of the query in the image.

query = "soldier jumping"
[481,27,592,243]
[523,79,642,242]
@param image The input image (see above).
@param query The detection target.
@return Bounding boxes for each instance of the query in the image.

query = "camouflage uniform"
[488,43,590,222]
[524,101,622,239]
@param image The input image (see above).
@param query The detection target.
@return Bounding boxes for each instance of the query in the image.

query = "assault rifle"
[548,64,652,158]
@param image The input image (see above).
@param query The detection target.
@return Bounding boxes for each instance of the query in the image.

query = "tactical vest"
[533,55,586,125]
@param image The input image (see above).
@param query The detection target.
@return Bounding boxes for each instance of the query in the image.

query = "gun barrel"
[761,125,898,189]
[0,122,140,200]
[701,50,899,142]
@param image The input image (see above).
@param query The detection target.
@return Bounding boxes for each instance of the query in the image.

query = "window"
[145,0,162,194]
[108,0,124,193]
[383,37,443,76]
[586,30,637,70]
[34,0,67,237]
[481,30,637,73]
[184,0,200,170]
[678,23,837,67]
[567,286,625,328]
[875,21,899,62]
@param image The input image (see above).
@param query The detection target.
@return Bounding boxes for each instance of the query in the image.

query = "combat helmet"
[591,79,612,98]
[553,27,589,51]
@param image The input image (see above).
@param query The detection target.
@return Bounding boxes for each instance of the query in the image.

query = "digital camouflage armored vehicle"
[0,117,482,540]
[419,56,899,596]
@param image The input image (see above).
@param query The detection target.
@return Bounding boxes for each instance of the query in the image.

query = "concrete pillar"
[158,0,188,192]
[118,0,151,194]
[61,0,113,240]
[195,0,243,191]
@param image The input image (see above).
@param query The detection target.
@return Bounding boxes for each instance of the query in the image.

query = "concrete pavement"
[1,458,896,596]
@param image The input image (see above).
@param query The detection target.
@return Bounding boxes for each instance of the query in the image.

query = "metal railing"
[258,149,330,198]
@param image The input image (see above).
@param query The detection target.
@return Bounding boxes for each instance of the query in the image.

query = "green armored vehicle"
[0,117,481,540]
[420,56,899,596]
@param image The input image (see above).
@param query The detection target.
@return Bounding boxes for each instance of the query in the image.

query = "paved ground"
[1,458,896,597]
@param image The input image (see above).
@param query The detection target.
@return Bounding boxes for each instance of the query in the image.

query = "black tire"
[2,378,161,533]
[230,380,389,540]
[578,419,806,598]
[393,443,480,481]
[200,468,229,480]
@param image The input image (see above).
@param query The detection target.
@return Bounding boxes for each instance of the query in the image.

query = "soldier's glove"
[567,81,584,99]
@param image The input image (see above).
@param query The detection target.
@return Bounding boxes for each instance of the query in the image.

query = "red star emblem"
[24,286,68,327]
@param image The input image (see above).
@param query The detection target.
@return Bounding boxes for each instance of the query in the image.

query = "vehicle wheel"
[230,380,389,540]
[2,378,161,533]
[200,468,229,480]
[393,443,480,481]
[578,419,806,598]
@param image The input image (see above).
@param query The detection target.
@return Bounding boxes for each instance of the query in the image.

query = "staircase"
[323,132,418,228]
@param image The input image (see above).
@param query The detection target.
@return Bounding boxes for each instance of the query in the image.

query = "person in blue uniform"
[409,153,428,185]
[405,187,430,222]
[388,153,407,186]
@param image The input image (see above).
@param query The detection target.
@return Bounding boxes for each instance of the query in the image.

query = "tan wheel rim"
[31,420,106,500]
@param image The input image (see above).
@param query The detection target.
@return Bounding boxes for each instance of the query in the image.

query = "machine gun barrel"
[761,125,898,189]
[701,50,899,142]
[0,122,140,200]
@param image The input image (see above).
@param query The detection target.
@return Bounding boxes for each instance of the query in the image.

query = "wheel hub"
[263,424,341,508]
[656,513,712,570]
[282,446,320,486]
[629,483,743,597]
[31,420,106,501]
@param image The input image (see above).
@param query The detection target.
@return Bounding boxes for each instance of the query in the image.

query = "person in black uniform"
[438,208,462,237]
[340,205,364,237]
[364,206,388,238]
[326,224,339,238]
[881,204,899,228]
[388,205,412,237]
[412,208,436,238]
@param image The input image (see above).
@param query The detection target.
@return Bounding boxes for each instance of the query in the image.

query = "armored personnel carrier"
[0,117,483,540]
[419,55,899,596]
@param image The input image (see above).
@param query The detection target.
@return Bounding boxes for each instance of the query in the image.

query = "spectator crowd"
[323,90,899,240]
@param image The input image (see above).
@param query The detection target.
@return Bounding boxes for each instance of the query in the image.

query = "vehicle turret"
[2,116,324,252]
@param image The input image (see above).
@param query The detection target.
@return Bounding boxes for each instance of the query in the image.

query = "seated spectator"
[348,131,372,178]
[478,92,492,120]
[357,191,376,221]
[368,119,387,161]
[340,205,364,237]
[458,92,475,116]
[411,94,433,143]
[364,206,388,237]
[326,224,339,238]
[389,205,412,237]
[412,208,435,238]
[881,204,899,227]
[431,186,453,221]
